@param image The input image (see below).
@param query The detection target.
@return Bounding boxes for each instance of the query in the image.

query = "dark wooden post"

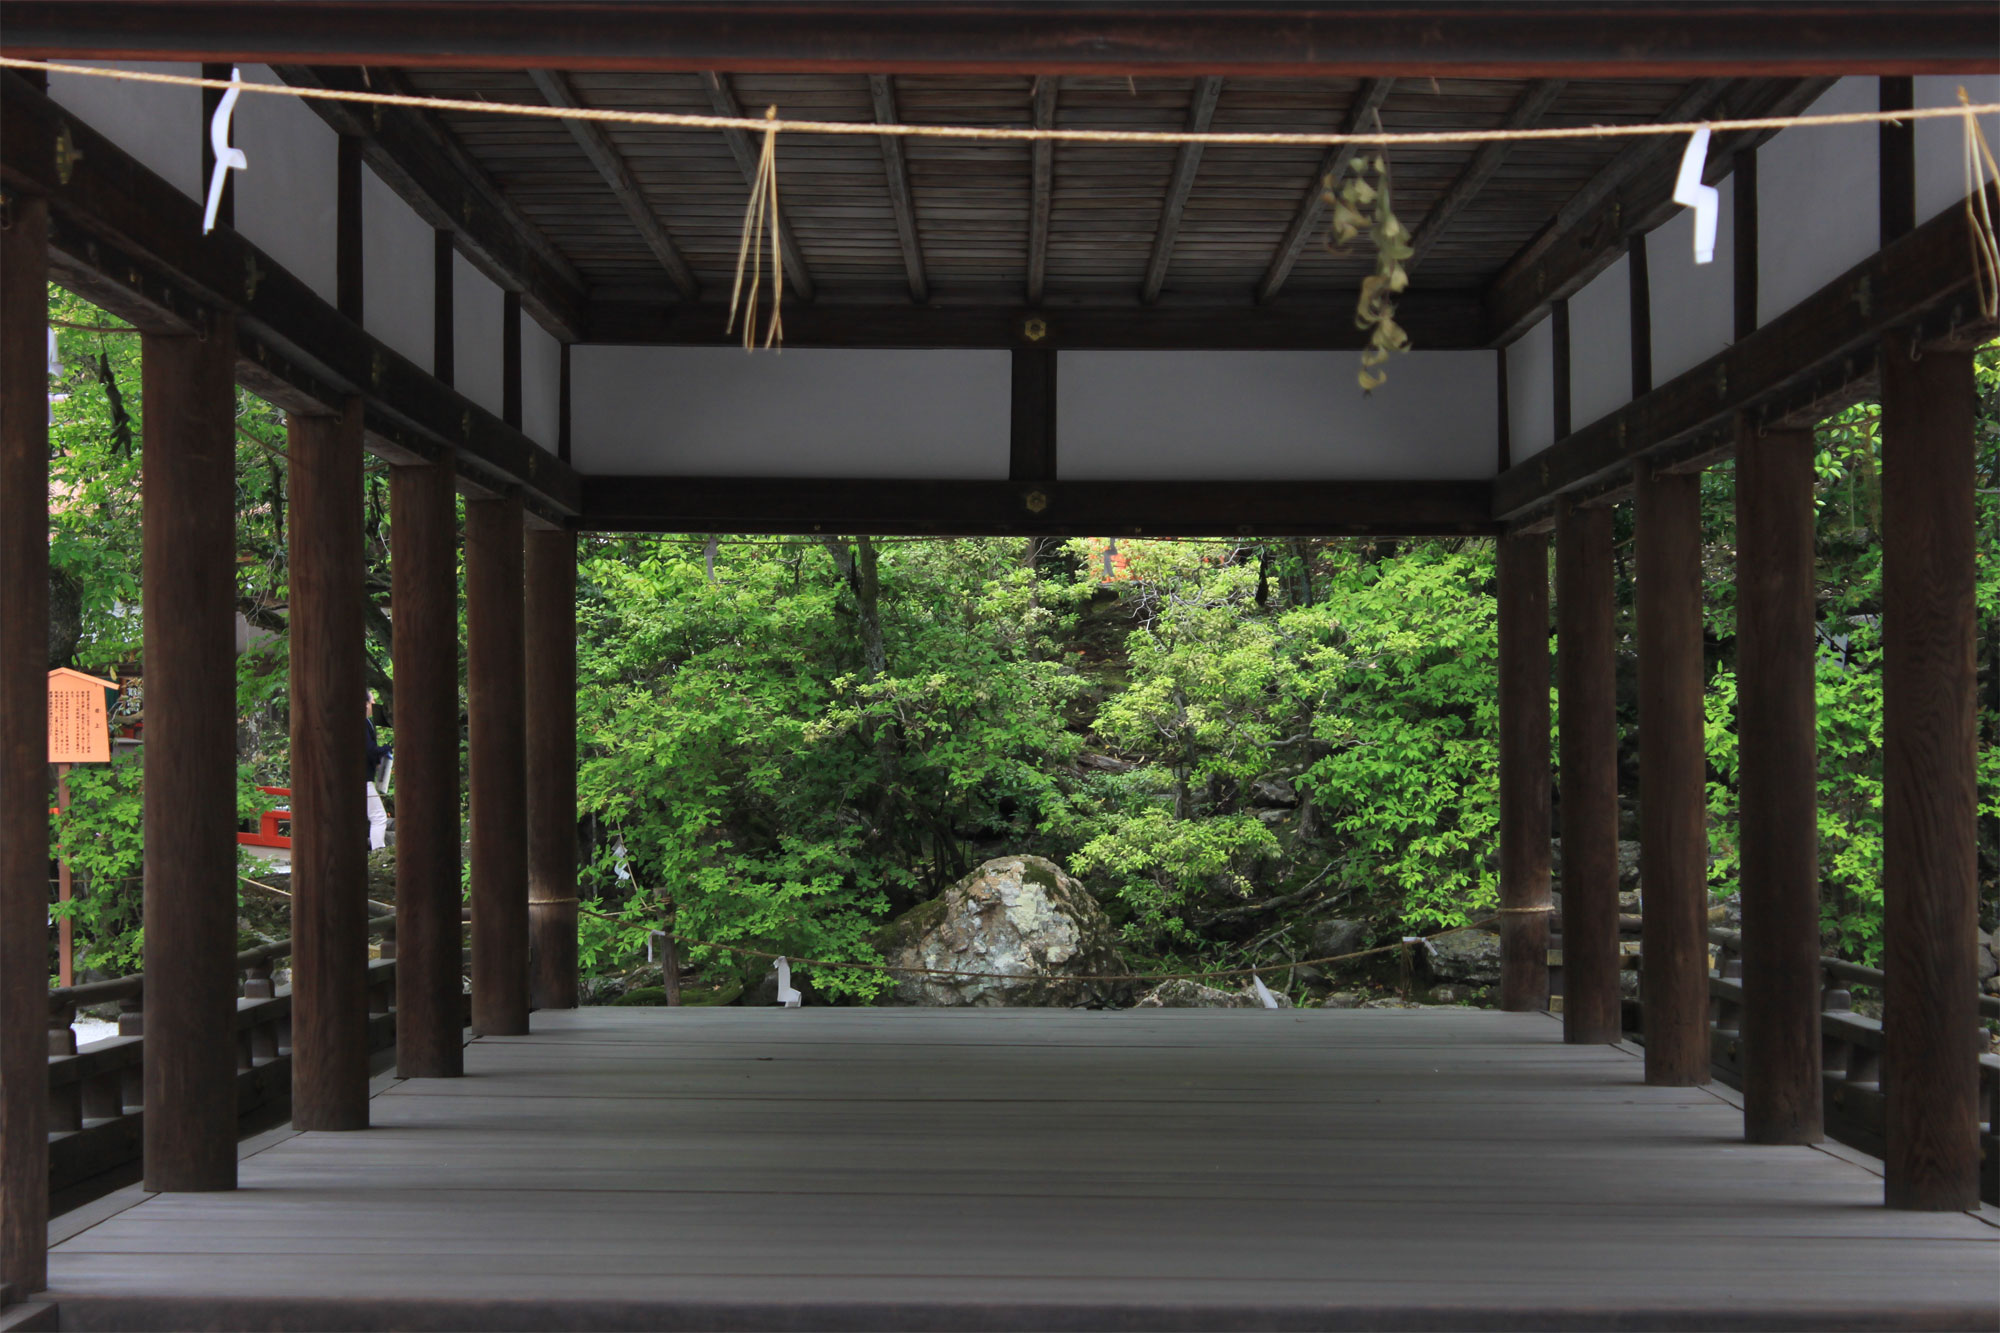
[1497,530,1552,1010]
[1633,457,1711,1086]
[527,528,579,1010]
[1879,331,1979,1210]
[391,458,464,1077]
[467,495,529,1035]
[1555,497,1621,1044]
[141,315,241,1189]
[1734,419,1822,1144]
[0,192,51,1292]
[288,401,370,1130]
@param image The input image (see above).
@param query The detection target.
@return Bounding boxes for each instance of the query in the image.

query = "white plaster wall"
[1059,351,1497,480]
[1569,254,1633,432]
[45,61,201,201]
[571,348,1012,477]
[453,252,506,420]
[230,65,339,307]
[1758,77,1878,324]
[1915,75,2000,226]
[363,163,433,373]
[521,322,563,452]
[1506,318,1555,463]
[1649,172,1735,384]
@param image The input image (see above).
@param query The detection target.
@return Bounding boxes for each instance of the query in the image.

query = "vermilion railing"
[237,786,292,849]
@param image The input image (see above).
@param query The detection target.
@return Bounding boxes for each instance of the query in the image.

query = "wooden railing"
[44,911,402,1198]
[1698,928,2000,1205]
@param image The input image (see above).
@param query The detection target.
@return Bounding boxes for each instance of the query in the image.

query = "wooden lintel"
[1256,78,1392,305]
[8,4,1994,76]
[273,64,588,341]
[584,291,1487,350]
[529,68,698,302]
[578,476,1498,538]
[2,72,581,517]
[1491,188,1997,522]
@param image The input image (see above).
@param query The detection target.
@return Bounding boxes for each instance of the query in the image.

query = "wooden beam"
[287,398,370,1133]
[1634,457,1710,1088]
[1497,530,1552,1013]
[1879,332,1979,1211]
[867,74,928,304]
[1491,184,1998,521]
[274,64,587,342]
[1550,296,1571,440]
[1406,80,1566,273]
[578,477,1498,538]
[1554,496,1620,1046]
[432,230,454,386]
[1256,78,1393,305]
[140,316,241,1191]
[1140,76,1223,305]
[1485,78,1828,346]
[1733,146,1758,339]
[0,190,50,1293]
[1879,76,1916,244]
[466,496,529,1038]
[1733,419,1822,1146]
[526,530,580,1012]
[502,290,522,428]
[586,290,1487,350]
[699,72,816,303]
[3,72,580,518]
[526,68,699,302]
[1027,75,1059,306]
[1627,230,1652,397]
[12,4,1994,76]
[390,457,463,1079]
[336,134,363,323]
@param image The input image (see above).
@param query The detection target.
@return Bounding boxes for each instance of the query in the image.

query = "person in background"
[365,691,392,851]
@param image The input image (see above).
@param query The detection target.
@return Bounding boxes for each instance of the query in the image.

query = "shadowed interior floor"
[41,1007,2000,1332]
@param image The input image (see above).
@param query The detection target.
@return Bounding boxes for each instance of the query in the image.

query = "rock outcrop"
[1422,928,1502,984]
[1131,978,1292,1008]
[877,856,1128,1007]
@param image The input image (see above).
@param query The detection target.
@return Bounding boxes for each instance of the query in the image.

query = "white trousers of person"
[366,780,388,851]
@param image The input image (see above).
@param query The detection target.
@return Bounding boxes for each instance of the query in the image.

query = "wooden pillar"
[1497,531,1552,1010]
[1734,420,1822,1144]
[141,315,240,1189]
[287,401,370,1131]
[0,193,51,1292]
[467,495,528,1035]
[1555,497,1621,1044]
[1879,332,1979,1210]
[391,459,463,1077]
[526,529,579,1011]
[1633,457,1711,1086]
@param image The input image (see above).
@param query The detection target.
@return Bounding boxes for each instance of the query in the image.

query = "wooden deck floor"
[41,1007,2000,1331]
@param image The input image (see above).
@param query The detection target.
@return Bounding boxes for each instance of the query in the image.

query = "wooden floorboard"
[43,1009,2000,1331]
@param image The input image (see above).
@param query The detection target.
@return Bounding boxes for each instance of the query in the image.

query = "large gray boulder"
[877,856,1127,1007]
[1306,917,1370,960]
[1423,928,1502,984]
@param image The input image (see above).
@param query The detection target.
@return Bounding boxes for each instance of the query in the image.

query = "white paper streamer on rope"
[203,66,246,235]
[1671,127,1719,264]
[1250,975,1281,1009]
[775,956,802,1007]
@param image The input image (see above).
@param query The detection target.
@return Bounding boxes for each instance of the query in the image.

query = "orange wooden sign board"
[48,667,119,764]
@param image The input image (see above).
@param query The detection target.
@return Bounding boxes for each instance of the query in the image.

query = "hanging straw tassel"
[728,105,785,350]
[1960,87,2000,319]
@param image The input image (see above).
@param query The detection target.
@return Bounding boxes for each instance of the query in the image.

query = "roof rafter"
[1255,78,1393,304]
[1026,74,1059,305]
[1140,75,1223,305]
[867,74,928,304]
[526,69,699,302]
[699,71,817,303]
[1404,79,1566,272]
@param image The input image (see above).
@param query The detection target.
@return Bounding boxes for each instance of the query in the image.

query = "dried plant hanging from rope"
[1325,153,1414,393]
[728,105,785,350]
[1961,87,2000,319]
